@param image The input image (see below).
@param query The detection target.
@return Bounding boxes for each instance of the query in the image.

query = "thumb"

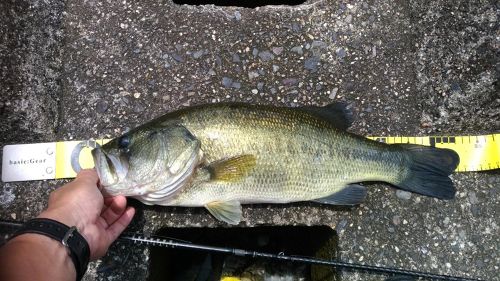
[75,169,99,185]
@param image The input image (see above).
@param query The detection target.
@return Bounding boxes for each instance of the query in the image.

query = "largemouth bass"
[92,103,459,224]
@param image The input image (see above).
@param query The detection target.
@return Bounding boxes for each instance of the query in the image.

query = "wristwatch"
[10,218,90,281]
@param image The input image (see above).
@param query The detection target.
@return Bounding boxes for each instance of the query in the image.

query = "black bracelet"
[10,218,90,281]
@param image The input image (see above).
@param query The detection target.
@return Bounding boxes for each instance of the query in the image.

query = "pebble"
[257,82,264,90]
[251,89,258,94]
[471,205,481,216]
[392,215,401,225]
[96,100,108,113]
[468,191,479,204]
[252,48,259,57]
[336,48,346,58]
[10,213,16,220]
[234,11,241,21]
[171,53,184,62]
[192,50,203,59]
[272,65,280,72]
[396,190,412,200]
[329,87,339,99]
[291,46,303,55]
[304,56,320,71]
[232,53,241,63]
[272,47,283,55]
[282,78,298,86]
[248,71,259,79]
[311,40,327,49]
[133,104,145,113]
[451,82,462,92]
[335,219,348,233]
[345,14,353,23]
[222,77,233,88]
[231,82,241,89]
[258,51,274,61]
[133,92,141,99]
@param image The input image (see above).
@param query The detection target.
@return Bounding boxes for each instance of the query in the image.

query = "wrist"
[6,233,77,280]
[38,209,87,241]
[9,218,90,280]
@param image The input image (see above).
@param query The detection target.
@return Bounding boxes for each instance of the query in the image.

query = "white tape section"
[2,143,57,182]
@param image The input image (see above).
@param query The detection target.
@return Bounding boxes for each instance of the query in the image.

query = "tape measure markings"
[367,134,500,172]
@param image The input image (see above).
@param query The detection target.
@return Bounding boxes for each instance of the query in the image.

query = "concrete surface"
[0,0,498,280]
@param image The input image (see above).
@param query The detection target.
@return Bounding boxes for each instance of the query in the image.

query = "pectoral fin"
[208,155,256,182]
[313,184,367,205]
[205,201,242,225]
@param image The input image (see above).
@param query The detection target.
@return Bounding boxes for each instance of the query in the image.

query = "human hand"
[38,169,135,260]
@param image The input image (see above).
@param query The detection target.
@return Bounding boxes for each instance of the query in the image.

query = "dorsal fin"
[299,102,354,130]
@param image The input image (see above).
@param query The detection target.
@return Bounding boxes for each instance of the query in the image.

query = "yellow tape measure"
[1,134,499,182]
[367,133,500,172]
[54,139,110,179]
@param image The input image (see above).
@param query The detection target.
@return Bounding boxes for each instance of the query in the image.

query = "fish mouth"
[92,148,128,187]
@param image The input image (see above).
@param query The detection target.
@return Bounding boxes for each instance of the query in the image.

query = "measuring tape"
[1,134,499,182]
[366,134,500,172]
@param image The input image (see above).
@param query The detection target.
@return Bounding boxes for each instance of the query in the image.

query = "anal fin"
[313,184,367,205]
[205,201,242,225]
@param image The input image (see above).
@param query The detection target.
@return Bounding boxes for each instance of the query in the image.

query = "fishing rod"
[120,233,484,281]
[0,220,485,281]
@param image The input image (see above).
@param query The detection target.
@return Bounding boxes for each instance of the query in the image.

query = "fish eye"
[118,135,130,150]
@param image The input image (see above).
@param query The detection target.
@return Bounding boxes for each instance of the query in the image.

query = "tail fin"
[394,144,459,200]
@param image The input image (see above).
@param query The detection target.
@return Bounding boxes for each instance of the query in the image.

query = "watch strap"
[10,218,90,280]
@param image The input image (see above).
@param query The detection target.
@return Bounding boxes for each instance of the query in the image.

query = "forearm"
[0,234,76,281]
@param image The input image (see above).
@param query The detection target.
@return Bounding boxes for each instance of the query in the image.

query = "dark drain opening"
[172,0,306,8]
[148,225,340,281]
